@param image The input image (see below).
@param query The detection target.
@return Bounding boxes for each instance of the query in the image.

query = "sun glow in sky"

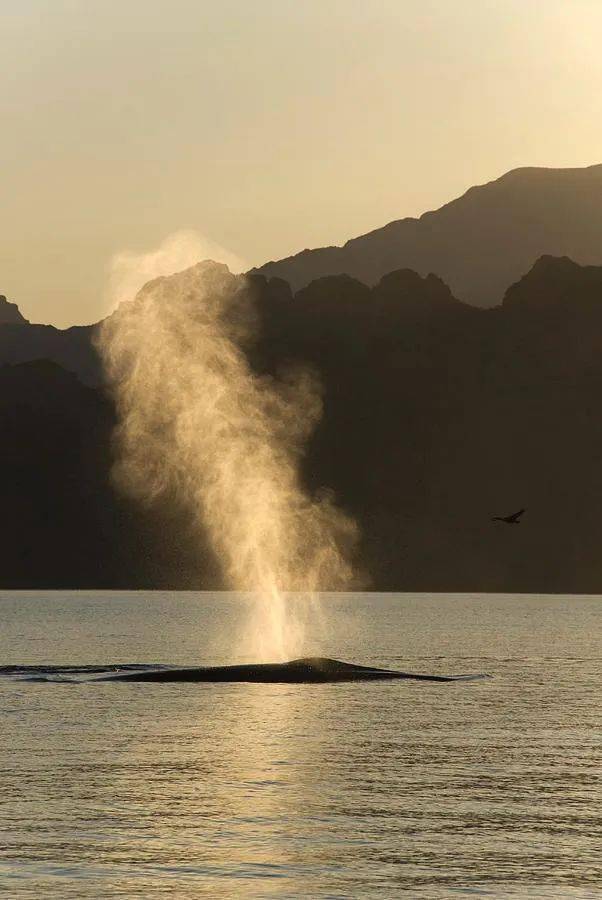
[2,0,602,325]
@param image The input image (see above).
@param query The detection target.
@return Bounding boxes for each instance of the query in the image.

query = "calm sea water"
[0,592,600,899]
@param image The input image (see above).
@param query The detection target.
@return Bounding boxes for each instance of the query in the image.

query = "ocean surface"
[0,591,600,899]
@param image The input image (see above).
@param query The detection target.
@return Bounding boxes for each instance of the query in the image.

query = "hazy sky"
[2,0,602,326]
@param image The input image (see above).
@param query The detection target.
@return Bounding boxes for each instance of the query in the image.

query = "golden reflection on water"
[1,592,601,898]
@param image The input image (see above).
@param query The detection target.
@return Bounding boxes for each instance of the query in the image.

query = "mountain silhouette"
[0,303,100,385]
[252,164,602,307]
[3,253,602,591]
[0,294,29,325]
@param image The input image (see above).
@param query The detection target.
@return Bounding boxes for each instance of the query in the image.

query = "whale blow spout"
[98,262,359,663]
[102,657,490,684]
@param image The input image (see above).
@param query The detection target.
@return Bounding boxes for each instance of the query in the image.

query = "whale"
[101,657,489,684]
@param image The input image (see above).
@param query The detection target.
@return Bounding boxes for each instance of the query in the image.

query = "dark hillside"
[2,255,602,591]
[254,164,602,308]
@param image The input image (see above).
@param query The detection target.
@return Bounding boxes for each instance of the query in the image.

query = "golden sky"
[2,0,602,326]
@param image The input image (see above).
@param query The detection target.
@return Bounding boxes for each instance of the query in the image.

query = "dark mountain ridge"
[0,294,29,324]
[0,318,100,385]
[253,164,602,307]
[2,253,602,591]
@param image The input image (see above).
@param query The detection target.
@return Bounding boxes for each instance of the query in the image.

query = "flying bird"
[492,508,525,524]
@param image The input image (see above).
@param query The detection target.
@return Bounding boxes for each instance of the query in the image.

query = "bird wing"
[509,508,525,522]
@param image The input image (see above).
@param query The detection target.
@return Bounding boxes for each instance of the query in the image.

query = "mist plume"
[99,257,358,661]
[104,229,249,314]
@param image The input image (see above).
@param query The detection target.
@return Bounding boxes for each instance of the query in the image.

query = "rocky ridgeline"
[0,294,29,325]
[2,252,602,591]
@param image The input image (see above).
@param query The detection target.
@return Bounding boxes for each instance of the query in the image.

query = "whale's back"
[101,657,490,683]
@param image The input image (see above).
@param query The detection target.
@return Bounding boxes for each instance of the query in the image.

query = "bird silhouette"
[492,508,525,524]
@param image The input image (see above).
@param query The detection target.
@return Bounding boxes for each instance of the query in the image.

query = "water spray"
[99,260,358,662]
